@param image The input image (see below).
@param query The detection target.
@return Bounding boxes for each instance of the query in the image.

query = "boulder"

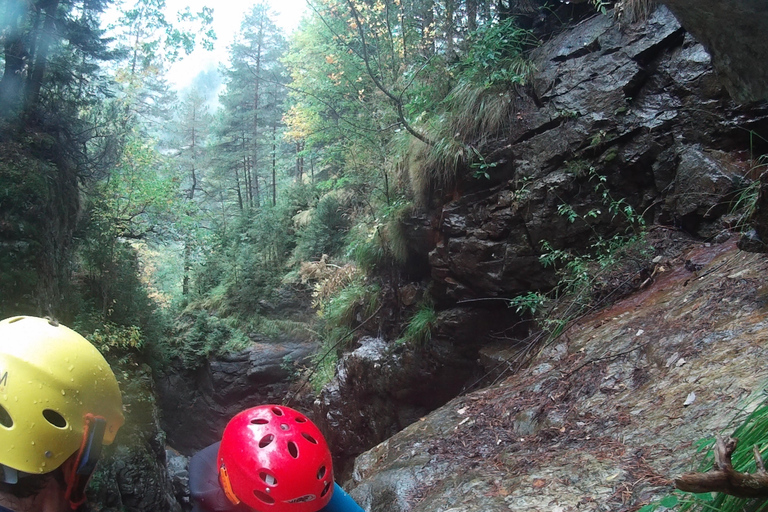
[426,5,768,304]
[156,341,316,454]
[661,0,768,102]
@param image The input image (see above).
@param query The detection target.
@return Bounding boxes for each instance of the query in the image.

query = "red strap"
[64,414,101,509]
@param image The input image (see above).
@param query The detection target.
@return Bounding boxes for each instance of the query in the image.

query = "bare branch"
[345,0,433,145]
[674,436,768,499]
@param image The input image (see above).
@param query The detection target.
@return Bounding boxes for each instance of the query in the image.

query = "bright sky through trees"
[165,0,307,89]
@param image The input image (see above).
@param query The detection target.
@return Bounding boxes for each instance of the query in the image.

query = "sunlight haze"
[166,0,307,90]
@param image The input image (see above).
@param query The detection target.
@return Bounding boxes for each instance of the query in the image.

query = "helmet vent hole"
[272,407,284,416]
[253,490,275,505]
[259,434,275,448]
[259,471,277,486]
[251,418,268,425]
[0,405,13,428]
[43,409,67,428]
[287,441,299,459]
[295,416,307,423]
[302,432,318,444]
[317,465,326,480]
[321,481,331,497]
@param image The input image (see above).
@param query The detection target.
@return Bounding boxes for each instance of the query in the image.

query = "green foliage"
[308,332,345,393]
[321,279,381,330]
[163,310,251,368]
[455,18,536,88]
[729,153,767,231]
[87,322,144,354]
[294,192,352,261]
[347,199,411,272]
[731,179,761,227]
[470,148,500,180]
[401,18,535,202]
[397,301,437,346]
[85,136,178,241]
[510,169,650,355]
[307,276,381,390]
[590,0,610,14]
[0,142,53,316]
[508,291,548,316]
[114,0,216,73]
[184,186,311,319]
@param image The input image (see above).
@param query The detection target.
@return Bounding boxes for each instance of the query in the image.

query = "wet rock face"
[661,0,768,102]
[314,336,477,479]
[155,341,316,455]
[89,364,181,512]
[427,5,768,303]
[348,240,768,511]
[314,308,501,478]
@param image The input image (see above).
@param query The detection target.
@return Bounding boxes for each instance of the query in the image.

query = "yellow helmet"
[0,316,124,476]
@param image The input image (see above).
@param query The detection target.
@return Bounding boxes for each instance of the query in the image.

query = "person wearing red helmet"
[189,405,364,512]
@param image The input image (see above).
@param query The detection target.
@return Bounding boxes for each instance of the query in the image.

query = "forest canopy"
[0,0,545,368]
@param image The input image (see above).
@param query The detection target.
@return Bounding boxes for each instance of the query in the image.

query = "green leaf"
[659,495,679,509]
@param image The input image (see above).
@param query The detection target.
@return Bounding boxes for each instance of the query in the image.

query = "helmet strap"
[0,465,19,484]
[63,414,107,510]
[218,464,242,506]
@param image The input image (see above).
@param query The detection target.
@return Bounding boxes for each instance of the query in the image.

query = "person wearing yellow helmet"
[0,316,124,512]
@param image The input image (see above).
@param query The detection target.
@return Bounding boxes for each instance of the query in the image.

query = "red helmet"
[217,405,334,512]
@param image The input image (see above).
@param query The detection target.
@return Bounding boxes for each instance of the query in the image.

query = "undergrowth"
[300,262,382,391]
[161,310,250,368]
[397,300,437,346]
[506,168,650,365]
[729,153,768,232]
[402,17,536,203]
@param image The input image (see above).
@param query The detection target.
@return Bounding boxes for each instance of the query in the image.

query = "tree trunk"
[252,15,264,209]
[26,0,61,111]
[271,122,277,206]
[296,141,304,182]
[0,0,30,116]
[466,0,477,33]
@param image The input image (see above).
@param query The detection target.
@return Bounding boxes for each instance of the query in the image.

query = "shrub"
[346,200,411,272]
[397,301,437,346]
[293,192,351,261]
[164,310,250,368]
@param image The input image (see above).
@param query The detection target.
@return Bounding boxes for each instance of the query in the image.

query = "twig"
[675,436,768,498]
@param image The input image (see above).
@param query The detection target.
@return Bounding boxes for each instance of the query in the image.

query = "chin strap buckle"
[218,464,242,505]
